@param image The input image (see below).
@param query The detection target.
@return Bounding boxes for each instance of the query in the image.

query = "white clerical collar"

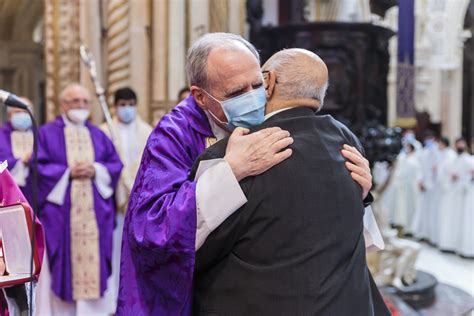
[205,112,229,141]
[116,117,137,130]
[62,114,86,128]
[264,107,292,121]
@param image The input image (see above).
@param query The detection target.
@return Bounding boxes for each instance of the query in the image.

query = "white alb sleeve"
[46,168,71,205]
[10,161,29,187]
[93,162,113,199]
[195,158,247,250]
[363,206,385,252]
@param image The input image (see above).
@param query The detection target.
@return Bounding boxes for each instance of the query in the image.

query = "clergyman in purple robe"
[34,84,122,315]
[0,98,35,201]
[117,33,375,315]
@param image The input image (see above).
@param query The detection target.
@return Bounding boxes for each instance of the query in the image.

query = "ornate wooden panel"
[256,22,394,135]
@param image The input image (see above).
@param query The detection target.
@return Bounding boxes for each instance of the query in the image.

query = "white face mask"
[67,109,90,124]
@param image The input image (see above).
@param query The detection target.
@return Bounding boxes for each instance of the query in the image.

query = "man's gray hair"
[59,83,89,102]
[186,32,260,89]
[265,50,328,105]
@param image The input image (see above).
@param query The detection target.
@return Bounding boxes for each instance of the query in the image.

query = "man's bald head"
[263,48,329,110]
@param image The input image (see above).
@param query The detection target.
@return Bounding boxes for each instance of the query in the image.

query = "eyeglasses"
[63,98,91,106]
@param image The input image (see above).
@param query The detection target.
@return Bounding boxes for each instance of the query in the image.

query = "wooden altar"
[255,22,394,135]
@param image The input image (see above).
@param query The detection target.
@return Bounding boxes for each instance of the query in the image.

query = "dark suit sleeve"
[339,123,374,207]
[194,198,252,274]
[189,137,253,274]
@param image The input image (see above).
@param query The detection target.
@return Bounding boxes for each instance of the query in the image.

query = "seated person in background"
[192,49,389,315]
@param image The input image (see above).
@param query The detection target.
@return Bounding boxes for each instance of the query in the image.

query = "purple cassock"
[0,123,31,200]
[36,117,122,302]
[117,95,213,315]
[0,123,19,172]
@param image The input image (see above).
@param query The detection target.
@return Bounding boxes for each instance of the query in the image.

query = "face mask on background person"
[11,112,32,131]
[402,132,416,144]
[424,139,435,148]
[203,86,267,130]
[117,106,137,124]
[67,109,90,124]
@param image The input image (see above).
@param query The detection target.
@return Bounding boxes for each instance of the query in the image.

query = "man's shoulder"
[40,117,62,132]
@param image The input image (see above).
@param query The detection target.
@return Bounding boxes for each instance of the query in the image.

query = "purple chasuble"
[0,123,31,201]
[117,96,213,315]
[36,117,123,302]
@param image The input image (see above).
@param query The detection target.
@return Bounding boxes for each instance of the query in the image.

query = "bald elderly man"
[35,83,122,315]
[192,49,390,315]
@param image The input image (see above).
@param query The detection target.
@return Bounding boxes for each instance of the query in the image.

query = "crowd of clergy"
[374,130,474,258]
[0,85,154,314]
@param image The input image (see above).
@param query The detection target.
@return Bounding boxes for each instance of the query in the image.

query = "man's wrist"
[224,156,245,181]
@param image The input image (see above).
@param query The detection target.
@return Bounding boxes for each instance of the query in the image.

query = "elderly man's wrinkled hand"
[341,144,372,199]
[224,127,293,181]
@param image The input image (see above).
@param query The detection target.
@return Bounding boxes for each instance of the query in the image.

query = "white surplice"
[391,153,422,232]
[99,116,152,313]
[459,155,474,257]
[411,146,440,240]
[437,152,472,251]
[428,147,456,244]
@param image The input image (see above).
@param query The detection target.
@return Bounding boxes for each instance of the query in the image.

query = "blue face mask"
[11,112,32,131]
[204,86,267,129]
[424,138,435,148]
[117,106,137,124]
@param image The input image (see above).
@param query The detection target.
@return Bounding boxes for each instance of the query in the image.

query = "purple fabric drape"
[117,96,213,315]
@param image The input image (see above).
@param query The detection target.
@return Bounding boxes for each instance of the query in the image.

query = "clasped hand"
[70,162,95,179]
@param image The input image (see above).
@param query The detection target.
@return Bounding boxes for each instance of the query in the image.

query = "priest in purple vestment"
[118,33,375,315]
[0,98,34,201]
[34,84,122,315]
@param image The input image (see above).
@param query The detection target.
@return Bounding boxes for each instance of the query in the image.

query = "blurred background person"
[177,86,190,103]
[391,143,421,234]
[0,97,34,199]
[99,86,152,308]
[35,83,122,315]
[437,138,472,253]
[411,131,439,242]
[459,154,474,258]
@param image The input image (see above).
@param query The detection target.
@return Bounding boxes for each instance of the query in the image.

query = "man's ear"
[190,86,208,110]
[265,70,277,99]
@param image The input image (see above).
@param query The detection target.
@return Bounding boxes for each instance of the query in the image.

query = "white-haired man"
[118,33,375,315]
[35,83,122,315]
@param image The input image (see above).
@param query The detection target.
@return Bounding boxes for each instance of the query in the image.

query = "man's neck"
[204,112,229,141]
[265,98,320,116]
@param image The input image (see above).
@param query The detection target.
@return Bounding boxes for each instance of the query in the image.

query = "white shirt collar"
[204,112,229,141]
[264,107,293,121]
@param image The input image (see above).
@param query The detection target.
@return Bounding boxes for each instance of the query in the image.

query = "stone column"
[106,0,131,106]
[129,0,152,121]
[44,0,81,121]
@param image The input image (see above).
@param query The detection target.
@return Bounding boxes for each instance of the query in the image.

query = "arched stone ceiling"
[0,0,43,42]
